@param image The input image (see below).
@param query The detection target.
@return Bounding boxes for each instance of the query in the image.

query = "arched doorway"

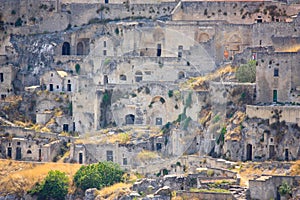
[125,114,135,125]
[62,42,71,55]
[178,71,185,79]
[77,42,84,55]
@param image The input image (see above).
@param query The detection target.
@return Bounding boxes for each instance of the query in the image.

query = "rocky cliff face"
[10,34,63,86]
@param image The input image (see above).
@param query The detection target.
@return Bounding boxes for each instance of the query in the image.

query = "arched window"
[77,42,84,55]
[62,42,71,55]
[27,150,32,154]
[120,74,127,81]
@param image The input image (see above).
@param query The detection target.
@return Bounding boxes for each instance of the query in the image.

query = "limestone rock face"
[154,186,171,196]
[84,188,98,200]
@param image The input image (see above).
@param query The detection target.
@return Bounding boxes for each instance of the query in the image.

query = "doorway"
[285,149,289,161]
[125,114,135,125]
[269,145,275,159]
[7,147,12,158]
[246,144,252,161]
[157,44,161,57]
[16,147,22,160]
[79,152,83,164]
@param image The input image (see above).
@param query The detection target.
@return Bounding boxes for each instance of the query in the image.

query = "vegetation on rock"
[29,170,69,200]
[73,161,124,191]
[236,60,256,83]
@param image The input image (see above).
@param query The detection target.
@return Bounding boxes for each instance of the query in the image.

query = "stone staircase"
[0,116,16,127]
[229,185,249,200]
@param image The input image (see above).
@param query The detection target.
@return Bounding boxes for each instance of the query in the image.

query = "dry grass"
[234,162,290,187]
[105,132,132,144]
[290,160,300,176]
[278,44,300,53]
[182,65,236,90]
[0,159,81,196]
[137,150,159,162]
[96,183,132,200]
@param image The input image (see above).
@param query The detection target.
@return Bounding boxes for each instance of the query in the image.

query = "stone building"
[40,70,76,93]
[0,64,16,100]
[249,175,300,200]
[256,51,300,104]
[0,126,62,162]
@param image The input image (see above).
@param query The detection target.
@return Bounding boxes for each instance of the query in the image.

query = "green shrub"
[29,170,69,200]
[207,169,215,177]
[73,161,124,191]
[236,60,256,83]
[279,181,292,196]
[15,18,23,27]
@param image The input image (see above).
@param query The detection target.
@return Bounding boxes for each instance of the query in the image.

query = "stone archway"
[178,71,185,79]
[195,32,210,43]
[62,42,71,55]
[77,42,84,55]
[125,114,135,125]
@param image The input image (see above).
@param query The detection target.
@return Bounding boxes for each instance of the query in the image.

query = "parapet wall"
[246,105,300,125]
[176,191,234,200]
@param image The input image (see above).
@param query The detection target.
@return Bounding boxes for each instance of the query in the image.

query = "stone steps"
[229,185,249,200]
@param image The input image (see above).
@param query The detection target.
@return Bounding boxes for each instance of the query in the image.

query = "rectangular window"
[178,45,183,58]
[155,117,162,125]
[103,50,107,56]
[0,73,3,82]
[63,124,69,132]
[104,41,106,47]
[123,158,127,165]
[274,68,279,77]
[107,150,113,162]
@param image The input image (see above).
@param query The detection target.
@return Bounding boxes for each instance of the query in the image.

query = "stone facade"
[40,70,76,93]
[249,175,300,200]
[256,51,300,104]
[0,126,61,162]
[0,65,16,100]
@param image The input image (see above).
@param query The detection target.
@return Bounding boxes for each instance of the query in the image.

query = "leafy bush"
[29,170,69,200]
[279,181,292,196]
[73,161,124,191]
[236,60,256,83]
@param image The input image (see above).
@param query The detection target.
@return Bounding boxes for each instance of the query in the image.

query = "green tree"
[236,60,256,83]
[29,170,69,200]
[73,161,124,191]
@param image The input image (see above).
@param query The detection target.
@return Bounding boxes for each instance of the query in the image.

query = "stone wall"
[172,1,299,24]
[255,51,300,103]
[176,191,234,200]
[0,133,61,162]
[0,64,16,99]
[249,175,300,200]
[246,105,300,125]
